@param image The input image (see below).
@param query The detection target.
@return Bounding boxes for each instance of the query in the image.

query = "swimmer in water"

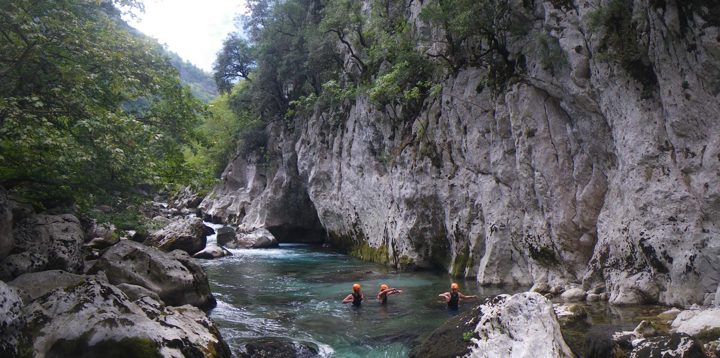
[342,283,364,307]
[377,283,403,304]
[438,283,477,311]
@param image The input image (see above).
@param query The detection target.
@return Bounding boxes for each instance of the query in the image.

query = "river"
[200,223,666,357]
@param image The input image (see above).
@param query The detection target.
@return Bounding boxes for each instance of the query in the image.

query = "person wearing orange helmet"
[377,283,403,304]
[342,283,364,306]
[439,282,477,312]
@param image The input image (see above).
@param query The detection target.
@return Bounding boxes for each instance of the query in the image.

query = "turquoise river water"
[200,224,666,357]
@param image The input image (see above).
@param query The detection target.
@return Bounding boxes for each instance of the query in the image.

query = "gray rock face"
[16,279,230,357]
[671,308,720,337]
[0,281,24,357]
[116,283,163,303]
[201,0,720,306]
[7,270,86,302]
[0,188,13,260]
[225,228,279,249]
[0,214,84,281]
[88,240,215,308]
[145,217,208,255]
[193,244,232,259]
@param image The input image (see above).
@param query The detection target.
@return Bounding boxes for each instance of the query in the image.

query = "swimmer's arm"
[388,288,402,295]
[438,292,450,302]
[342,294,354,304]
[459,292,477,300]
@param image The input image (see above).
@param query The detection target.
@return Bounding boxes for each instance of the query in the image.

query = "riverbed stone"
[630,333,707,358]
[16,279,230,357]
[145,216,209,255]
[7,270,86,303]
[88,240,215,308]
[561,287,586,302]
[225,227,278,249]
[554,303,588,324]
[0,214,84,281]
[671,308,720,337]
[239,337,319,358]
[193,244,232,259]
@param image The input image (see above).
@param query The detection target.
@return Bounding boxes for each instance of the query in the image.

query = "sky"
[127,0,247,73]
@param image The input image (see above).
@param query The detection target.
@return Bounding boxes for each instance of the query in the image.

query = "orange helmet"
[353,283,361,291]
[380,284,389,291]
[451,283,459,290]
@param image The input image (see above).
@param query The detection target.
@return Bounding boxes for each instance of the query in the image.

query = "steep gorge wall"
[201,0,720,307]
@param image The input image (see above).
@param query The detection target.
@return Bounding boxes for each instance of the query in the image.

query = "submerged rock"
[0,214,84,281]
[16,279,230,358]
[145,216,209,255]
[225,228,278,249]
[239,337,319,358]
[88,240,215,308]
[412,292,574,358]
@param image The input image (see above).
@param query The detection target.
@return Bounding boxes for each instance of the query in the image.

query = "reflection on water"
[202,243,514,357]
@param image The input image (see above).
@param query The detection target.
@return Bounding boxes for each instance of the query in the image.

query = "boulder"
[412,293,574,358]
[16,279,230,357]
[193,244,232,259]
[671,308,720,337]
[225,228,278,249]
[240,337,319,358]
[630,333,707,358]
[84,235,120,250]
[84,221,116,243]
[145,217,209,255]
[0,281,24,357]
[116,283,163,303]
[560,287,587,302]
[554,303,588,324]
[216,227,236,246]
[0,188,14,260]
[88,240,215,308]
[173,186,204,209]
[0,214,84,281]
[7,270,85,302]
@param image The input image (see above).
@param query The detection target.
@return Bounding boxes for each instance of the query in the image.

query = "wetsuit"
[380,293,387,304]
[447,292,459,310]
[352,292,362,307]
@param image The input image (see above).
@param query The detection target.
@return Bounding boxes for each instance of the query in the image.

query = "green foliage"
[588,0,657,93]
[462,331,474,342]
[420,0,531,93]
[184,82,262,191]
[0,0,205,209]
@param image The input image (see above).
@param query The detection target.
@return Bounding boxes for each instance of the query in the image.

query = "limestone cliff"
[201,0,720,307]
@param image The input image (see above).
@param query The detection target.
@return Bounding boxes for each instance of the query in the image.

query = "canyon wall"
[201,0,720,307]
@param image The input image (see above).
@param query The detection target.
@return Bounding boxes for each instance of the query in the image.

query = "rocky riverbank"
[0,188,234,357]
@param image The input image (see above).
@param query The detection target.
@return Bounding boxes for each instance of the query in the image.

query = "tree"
[0,0,204,208]
[213,33,254,93]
